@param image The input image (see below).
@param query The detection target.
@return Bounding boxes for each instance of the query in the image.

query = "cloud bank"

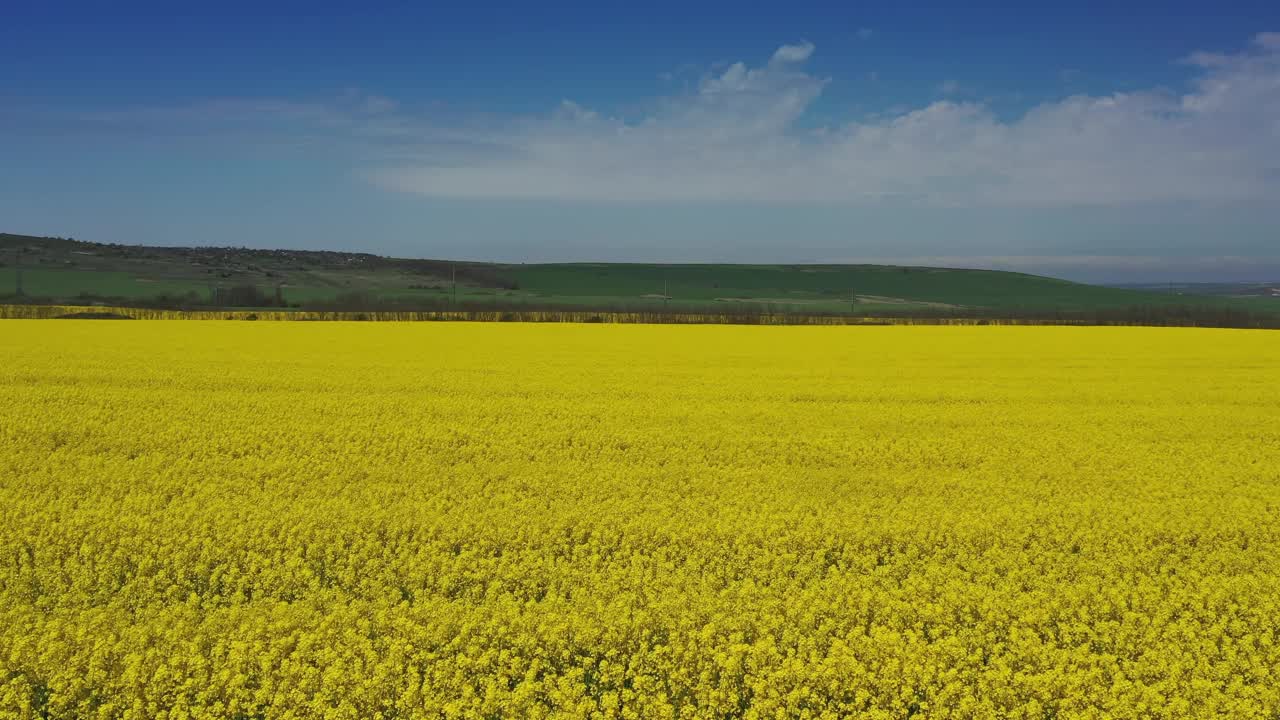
[368,34,1280,207]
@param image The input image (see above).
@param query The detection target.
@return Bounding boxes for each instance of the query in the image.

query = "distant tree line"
[6,289,1278,329]
[7,302,1280,328]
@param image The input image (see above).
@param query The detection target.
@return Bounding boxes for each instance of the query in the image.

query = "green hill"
[3,232,1277,318]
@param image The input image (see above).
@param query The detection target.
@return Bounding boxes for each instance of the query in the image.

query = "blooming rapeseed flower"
[1,321,1278,718]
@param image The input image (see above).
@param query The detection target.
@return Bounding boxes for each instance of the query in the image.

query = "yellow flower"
[1,322,1278,718]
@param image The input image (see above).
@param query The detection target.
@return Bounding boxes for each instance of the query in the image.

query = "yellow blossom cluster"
[2,321,1278,719]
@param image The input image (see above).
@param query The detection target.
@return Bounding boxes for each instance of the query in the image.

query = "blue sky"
[3,1,1279,281]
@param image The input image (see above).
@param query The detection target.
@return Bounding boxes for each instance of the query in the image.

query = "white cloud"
[366,34,1280,208]
[770,41,815,64]
[360,95,398,115]
[51,38,1279,212]
[938,79,962,95]
[1254,32,1280,50]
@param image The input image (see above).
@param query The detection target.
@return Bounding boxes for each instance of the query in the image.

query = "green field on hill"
[3,232,1278,316]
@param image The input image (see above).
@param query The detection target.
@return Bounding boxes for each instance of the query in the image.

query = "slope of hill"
[3,233,1277,318]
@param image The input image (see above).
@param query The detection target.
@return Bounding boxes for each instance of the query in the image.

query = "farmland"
[3,322,1280,718]
[7,232,1278,319]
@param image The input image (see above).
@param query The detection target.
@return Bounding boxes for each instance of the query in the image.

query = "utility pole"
[451,262,457,308]
[850,286,857,314]
[663,272,669,312]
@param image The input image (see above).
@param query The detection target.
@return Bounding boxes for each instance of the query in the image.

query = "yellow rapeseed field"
[2,321,1279,719]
